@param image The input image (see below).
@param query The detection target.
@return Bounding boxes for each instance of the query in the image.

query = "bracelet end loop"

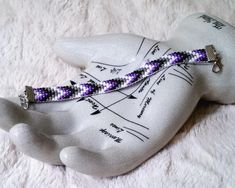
[205,45,223,73]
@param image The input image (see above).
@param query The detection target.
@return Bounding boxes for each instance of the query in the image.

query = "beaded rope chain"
[19,45,222,109]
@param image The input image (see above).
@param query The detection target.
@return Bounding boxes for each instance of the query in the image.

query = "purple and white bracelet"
[19,45,222,109]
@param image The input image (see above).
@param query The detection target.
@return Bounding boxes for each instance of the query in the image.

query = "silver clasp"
[18,86,35,110]
[205,45,223,73]
[19,93,29,109]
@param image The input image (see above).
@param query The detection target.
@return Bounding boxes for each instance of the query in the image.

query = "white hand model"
[1,13,235,177]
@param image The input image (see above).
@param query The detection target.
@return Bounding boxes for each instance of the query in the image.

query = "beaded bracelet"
[19,45,222,109]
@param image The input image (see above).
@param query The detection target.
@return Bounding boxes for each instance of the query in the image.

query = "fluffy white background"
[0,0,235,187]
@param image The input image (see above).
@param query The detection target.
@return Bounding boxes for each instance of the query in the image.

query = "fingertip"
[59,146,77,165]
[59,146,111,177]
[9,123,32,140]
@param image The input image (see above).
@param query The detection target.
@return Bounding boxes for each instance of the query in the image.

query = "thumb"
[54,33,153,69]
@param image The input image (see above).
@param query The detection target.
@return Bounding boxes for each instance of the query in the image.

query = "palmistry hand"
[1,13,235,177]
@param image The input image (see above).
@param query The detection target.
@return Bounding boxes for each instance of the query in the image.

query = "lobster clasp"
[19,93,29,110]
[205,45,223,73]
[18,86,35,110]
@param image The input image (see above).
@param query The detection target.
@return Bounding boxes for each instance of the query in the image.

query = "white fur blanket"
[0,0,234,187]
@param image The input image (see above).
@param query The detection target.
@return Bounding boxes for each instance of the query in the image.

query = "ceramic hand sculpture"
[1,13,235,177]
